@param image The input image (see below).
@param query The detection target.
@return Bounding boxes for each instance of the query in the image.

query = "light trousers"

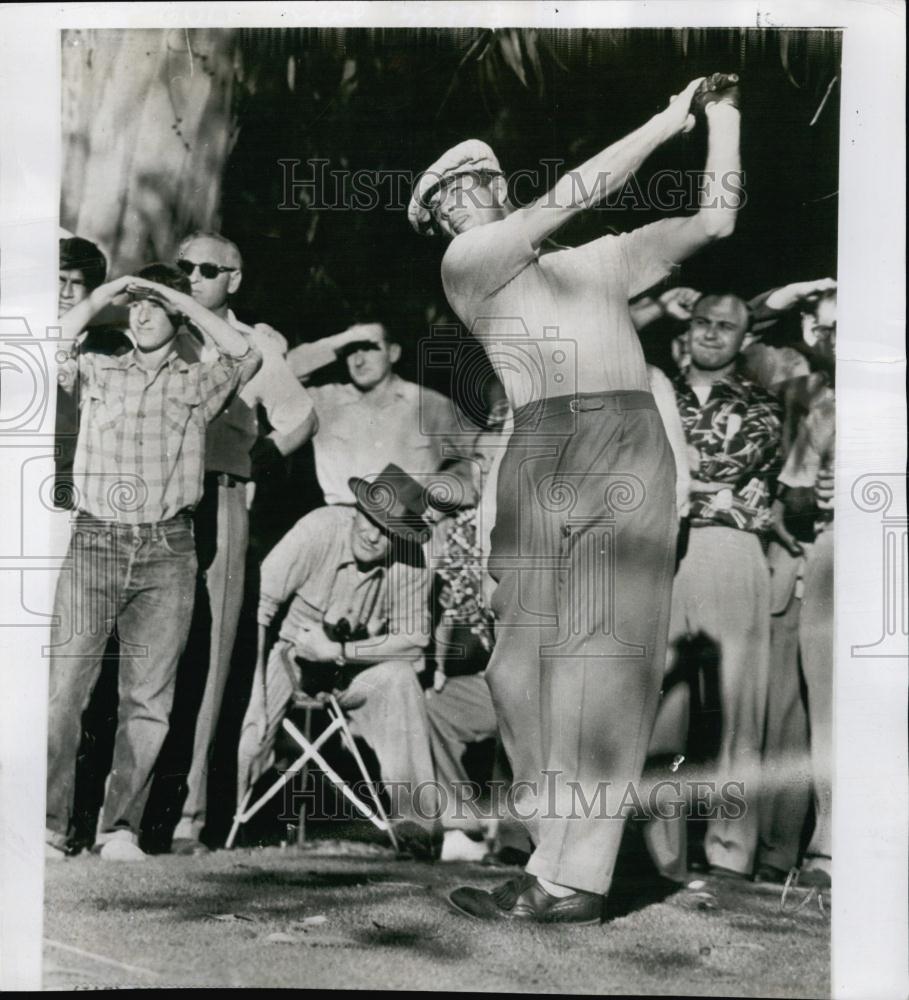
[485,392,677,895]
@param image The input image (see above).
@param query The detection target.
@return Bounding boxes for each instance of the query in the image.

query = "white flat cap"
[408,139,502,235]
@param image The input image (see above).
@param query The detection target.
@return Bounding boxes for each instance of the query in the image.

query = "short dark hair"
[136,262,192,297]
[59,237,107,291]
[347,316,398,346]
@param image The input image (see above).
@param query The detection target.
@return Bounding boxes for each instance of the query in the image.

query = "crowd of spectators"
[47,231,835,891]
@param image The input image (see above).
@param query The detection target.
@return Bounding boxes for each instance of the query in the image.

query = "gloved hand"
[692,72,741,116]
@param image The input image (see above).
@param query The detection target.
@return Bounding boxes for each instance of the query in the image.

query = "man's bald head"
[687,294,751,372]
[691,294,750,331]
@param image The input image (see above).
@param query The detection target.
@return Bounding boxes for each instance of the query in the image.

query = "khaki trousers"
[650,526,772,877]
[174,479,249,841]
[757,542,812,872]
[485,391,677,895]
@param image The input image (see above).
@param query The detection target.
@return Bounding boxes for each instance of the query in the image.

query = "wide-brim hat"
[408,139,503,235]
[349,464,433,542]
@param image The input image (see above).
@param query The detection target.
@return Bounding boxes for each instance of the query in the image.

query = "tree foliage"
[62,26,842,389]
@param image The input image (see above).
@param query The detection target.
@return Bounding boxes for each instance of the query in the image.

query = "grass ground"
[43,836,829,994]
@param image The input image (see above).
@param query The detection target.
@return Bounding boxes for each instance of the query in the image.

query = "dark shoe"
[171,837,210,857]
[511,880,604,925]
[754,864,789,885]
[394,821,442,862]
[448,874,537,921]
[481,846,531,869]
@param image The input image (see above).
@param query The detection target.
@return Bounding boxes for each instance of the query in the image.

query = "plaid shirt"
[59,342,260,523]
[673,370,783,534]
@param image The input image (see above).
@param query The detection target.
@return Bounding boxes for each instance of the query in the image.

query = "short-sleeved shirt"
[258,505,431,651]
[441,210,681,408]
[305,374,476,505]
[60,343,260,523]
[673,371,783,534]
[192,310,314,479]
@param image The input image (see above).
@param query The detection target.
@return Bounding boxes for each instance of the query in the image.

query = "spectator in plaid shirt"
[46,263,261,862]
[646,293,783,885]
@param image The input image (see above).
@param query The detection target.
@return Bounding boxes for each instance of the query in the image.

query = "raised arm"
[750,278,837,320]
[286,324,381,381]
[57,275,136,395]
[630,287,703,331]
[638,86,743,266]
[517,78,705,250]
[59,274,134,341]
[125,277,251,357]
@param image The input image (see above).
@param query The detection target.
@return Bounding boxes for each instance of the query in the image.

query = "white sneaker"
[441,829,487,863]
[98,831,147,862]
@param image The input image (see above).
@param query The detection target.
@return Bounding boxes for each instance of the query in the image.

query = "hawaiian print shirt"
[673,370,783,534]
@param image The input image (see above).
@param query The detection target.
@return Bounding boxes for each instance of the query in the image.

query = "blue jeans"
[46,512,197,846]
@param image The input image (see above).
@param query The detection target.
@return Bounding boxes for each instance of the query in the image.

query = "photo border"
[1,3,905,995]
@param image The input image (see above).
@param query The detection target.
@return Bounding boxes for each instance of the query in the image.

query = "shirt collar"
[343,372,409,402]
[104,345,192,375]
[678,365,751,400]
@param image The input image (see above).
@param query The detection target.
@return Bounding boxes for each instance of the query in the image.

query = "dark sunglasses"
[176,259,236,280]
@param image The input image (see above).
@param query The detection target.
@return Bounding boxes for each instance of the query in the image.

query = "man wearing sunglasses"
[159,231,317,857]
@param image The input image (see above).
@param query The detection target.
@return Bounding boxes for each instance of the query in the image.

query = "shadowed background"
[62,26,841,395]
[60,25,841,856]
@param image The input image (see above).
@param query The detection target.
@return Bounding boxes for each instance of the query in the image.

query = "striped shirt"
[59,343,260,523]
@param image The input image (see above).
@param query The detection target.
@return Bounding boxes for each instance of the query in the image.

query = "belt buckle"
[568,398,580,413]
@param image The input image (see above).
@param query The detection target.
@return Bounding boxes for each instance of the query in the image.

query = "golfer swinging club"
[408,73,742,923]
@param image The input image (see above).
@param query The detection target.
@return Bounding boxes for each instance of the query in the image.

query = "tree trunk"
[61,28,238,276]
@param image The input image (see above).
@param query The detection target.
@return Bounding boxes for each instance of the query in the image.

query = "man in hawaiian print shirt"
[647,293,783,884]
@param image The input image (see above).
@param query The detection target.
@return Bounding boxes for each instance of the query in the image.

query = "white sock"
[537,876,577,898]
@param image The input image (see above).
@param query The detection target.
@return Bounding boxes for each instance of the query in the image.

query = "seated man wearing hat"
[238,465,441,858]
[409,73,743,922]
